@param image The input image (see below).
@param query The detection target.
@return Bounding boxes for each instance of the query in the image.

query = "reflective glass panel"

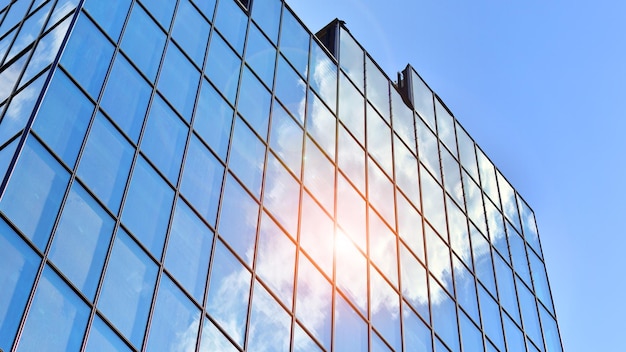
[370,267,401,351]
[237,67,271,137]
[478,285,505,351]
[172,0,209,65]
[120,3,165,81]
[247,282,291,352]
[194,79,233,160]
[435,99,457,158]
[529,250,555,313]
[397,193,424,262]
[441,148,464,206]
[391,87,415,150]
[334,293,367,352]
[421,168,446,237]
[306,91,335,159]
[200,318,239,352]
[411,70,435,129]
[477,148,499,204]
[303,137,334,213]
[336,174,366,252]
[472,229,496,294]
[430,278,459,352]
[369,209,398,288]
[309,41,336,112]
[366,57,390,121]
[300,191,334,277]
[459,311,483,352]
[214,0,247,54]
[335,230,367,314]
[296,254,331,350]
[339,29,363,91]
[229,116,265,198]
[456,123,478,181]
[191,0,216,19]
[269,100,302,176]
[85,315,132,352]
[205,32,240,103]
[338,73,364,143]
[498,171,521,231]
[245,23,275,87]
[279,8,308,76]
[5,3,51,63]
[426,227,452,292]
[21,15,71,86]
[84,0,131,41]
[338,124,365,193]
[542,304,564,352]
[493,252,520,323]
[447,197,470,266]
[503,314,525,352]
[394,136,420,208]
[367,104,392,176]
[368,159,395,228]
[140,0,175,29]
[251,0,280,43]
[453,257,479,324]
[293,323,324,352]
[158,42,200,121]
[0,74,45,145]
[403,305,432,351]
[416,117,441,182]
[275,55,306,124]
[263,154,299,236]
[400,244,429,320]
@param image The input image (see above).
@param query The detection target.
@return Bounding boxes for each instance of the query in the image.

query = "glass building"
[0,0,564,351]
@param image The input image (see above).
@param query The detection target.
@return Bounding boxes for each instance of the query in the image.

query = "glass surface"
[0,0,30,37]
[172,0,209,66]
[397,193,424,262]
[84,0,131,40]
[430,278,459,352]
[366,57,390,121]
[334,293,367,352]
[140,0,175,29]
[0,219,40,351]
[456,123,479,180]
[427,227,452,292]
[441,148,464,206]
[245,23,276,88]
[61,14,113,97]
[180,135,223,225]
[200,318,239,352]
[46,0,78,30]
[33,70,93,168]
[367,105,392,176]
[146,275,201,351]
[120,3,165,81]
[0,74,45,145]
[100,54,151,143]
[400,244,429,320]
[336,174,366,252]
[77,112,134,214]
[403,304,432,351]
[472,228,496,294]
[335,230,367,314]
[205,32,240,103]
[411,70,435,129]
[416,117,441,182]
[296,254,332,350]
[191,0,216,20]
[229,116,265,198]
[49,183,114,299]
[394,136,420,208]
[141,95,187,182]
[17,266,89,352]
[255,213,295,307]
[493,252,520,324]
[369,209,398,288]
[339,29,364,91]
[247,282,291,352]
[98,229,157,349]
[279,8,308,76]
[206,241,251,348]
[0,47,28,103]
[0,137,18,178]
[0,137,69,250]
[306,91,335,159]
[337,124,365,193]
[251,0,280,42]
[459,311,483,352]
[421,167,446,236]
[435,99,457,158]
[214,0,247,54]
[263,154,299,236]
[218,175,259,265]
[274,55,306,124]
[237,67,271,137]
[194,79,233,160]
[269,100,302,176]
[453,257,480,325]
[300,191,334,277]
[529,249,555,313]
[509,227,532,285]
[5,3,51,63]
[338,73,364,143]
[158,42,200,121]
[497,171,521,231]
[477,148,499,205]
[293,323,324,352]
[447,197,471,266]
[368,159,395,228]
[478,285,505,351]
[370,267,401,351]
[309,41,336,112]
[540,305,563,352]
[518,195,542,255]
[165,199,213,303]
[85,315,132,352]
[391,87,415,148]
[303,137,334,213]
[503,314,526,352]
[463,172,487,236]
[121,156,174,257]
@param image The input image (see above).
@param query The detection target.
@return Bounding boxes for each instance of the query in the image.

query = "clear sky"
[288,0,626,351]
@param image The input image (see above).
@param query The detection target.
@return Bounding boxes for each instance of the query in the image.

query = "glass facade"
[0,0,563,351]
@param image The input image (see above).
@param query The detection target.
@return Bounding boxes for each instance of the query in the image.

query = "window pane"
[214,0,247,54]
[394,136,420,208]
[120,3,165,81]
[269,100,302,176]
[369,209,398,288]
[0,219,40,351]
[141,95,188,183]
[192,0,216,19]
[335,230,367,315]
[33,70,93,168]
[245,23,275,87]
[172,0,210,66]
[237,67,271,137]
[83,0,131,41]
[98,229,158,348]
[49,183,114,299]
[397,190,423,262]
[370,267,401,351]
[77,112,134,214]
[338,73,365,144]
[453,257,479,324]
[430,279,459,352]
[263,154,299,236]
[366,57,390,121]
[411,70,435,129]
[403,304,432,351]
[158,42,200,121]
[17,266,89,352]
[368,159,395,228]
[303,138,334,213]
[141,0,176,29]
[459,311,483,352]
[337,124,365,193]
[339,29,364,91]
[200,318,238,352]
[400,244,428,320]
[205,32,240,103]
[251,0,280,42]
[180,135,223,225]
[279,8,308,76]
[334,293,367,352]
[306,91,335,159]
[336,175,366,252]
[194,79,233,160]
[309,42,336,112]
[121,157,174,257]
[165,199,213,303]
[300,191,334,277]
[247,282,291,351]
[0,74,46,145]
[228,117,265,198]
[296,254,331,350]
[275,56,306,124]
[85,315,132,352]
[218,175,258,265]
[0,137,69,250]
[367,105,392,176]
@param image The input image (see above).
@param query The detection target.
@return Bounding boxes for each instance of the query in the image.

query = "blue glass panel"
[396,191,423,261]
[403,305,432,351]
[122,157,174,257]
[300,191,334,277]
[200,318,238,352]
[228,117,265,198]
[296,254,331,350]
[459,311,483,352]
[49,183,114,299]
[140,0,176,29]
[336,175,366,253]
[245,23,275,87]
[366,57,390,121]
[279,8,308,76]
[269,100,302,175]
[61,15,113,97]
[218,175,258,265]
[141,96,187,182]
[478,285,505,351]
[503,314,526,352]
[33,70,93,168]
[335,230,367,314]
[368,159,395,228]
[339,29,364,92]
[17,266,89,352]
[472,229,496,294]
[529,249,555,313]
[303,138,334,214]
[369,209,398,288]
[85,315,132,352]
[158,42,200,121]
[0,0,30,36]
[6,3,51,63]
[21,15,71,85]
[400,244,429,320]
[293,323,324,352]
[370,267,401,352]
[205,32,240,103]
[0,137,18,177]
[251,0,280,42]
[367,104,392,176]
[0,73,45,145]
[172,0,210,66]
[98,229,157,349]
[180,135,223,225]
[207,241,251,348]
[518,195,542,255]
[452,257,479,325]
[45,0,78,31]
[430,278,460,352]
[263,154,299,236]
[0,219,40,351]
[146,275,201,351]
[540,306,563,352]
[255,212,295,307]
[485,199,507,259]
[372,331,392,352]
[214,0,247,54]
[237,67,270,137]
[100,55,151,143]
[334,294,367,352]
[77,112,134,214]
[120,3,165,81]
[274,55,306,123]
[309,42,337,112]
[191,0,216,19]
[165,199,213,303]
[84,0,131,41]
[194,79,233,160]
[391,87,415,150]
[0,137,69,250]
[248,282,291,351]
[517,278,543,349]
[493,253,520,324]
[411,70,435,130]
[337,124,365,193]
[509,226,532,285]
[306,91,335,159]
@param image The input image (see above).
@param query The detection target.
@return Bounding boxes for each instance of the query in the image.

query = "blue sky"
[289,0,626,351]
